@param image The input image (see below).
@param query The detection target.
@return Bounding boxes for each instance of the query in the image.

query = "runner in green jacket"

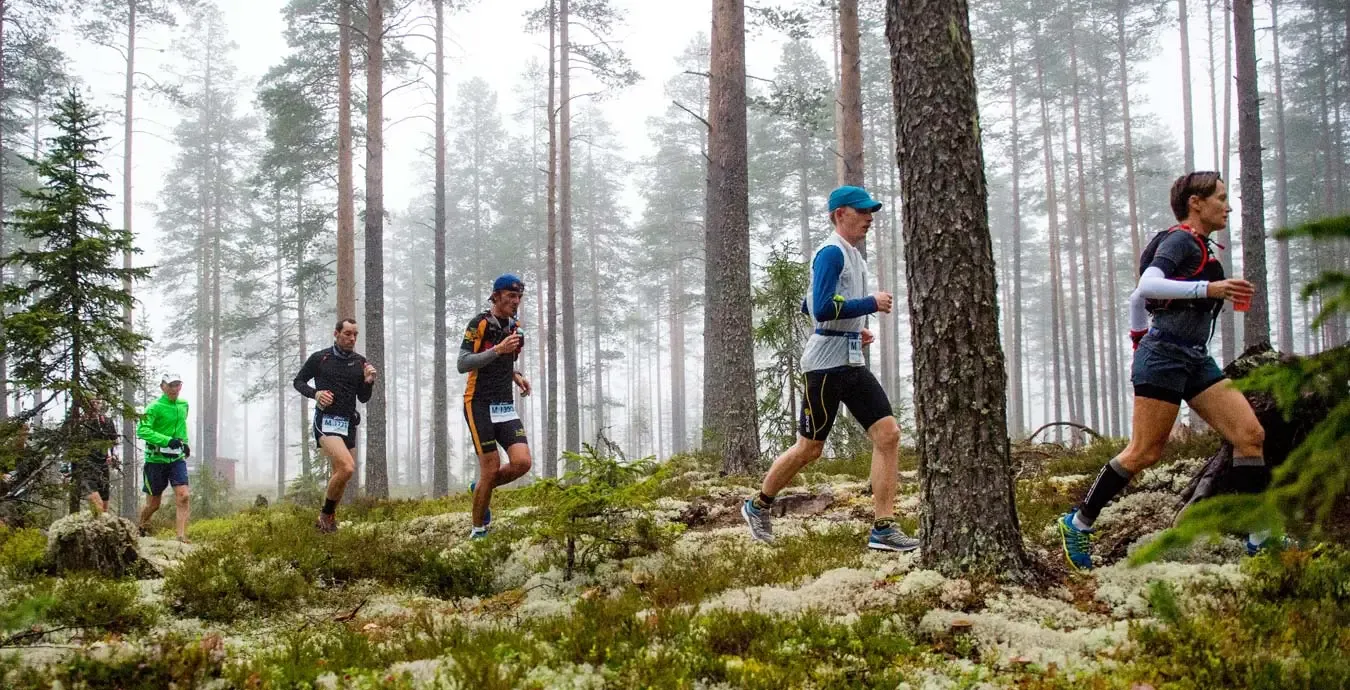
[136,373,192,542]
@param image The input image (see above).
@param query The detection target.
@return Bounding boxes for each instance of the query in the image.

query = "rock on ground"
[44,511,153,578]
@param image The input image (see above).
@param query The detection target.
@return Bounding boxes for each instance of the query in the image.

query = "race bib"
[489,402,518,423]
[848,334,863,365]
[320,414,350,435]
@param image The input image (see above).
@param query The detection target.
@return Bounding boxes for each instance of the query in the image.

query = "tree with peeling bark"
[887,0,1029,576]
[706,0,759,474]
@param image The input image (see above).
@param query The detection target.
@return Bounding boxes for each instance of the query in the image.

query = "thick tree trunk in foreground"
[706,0,759,474]
[887,0,1028,576]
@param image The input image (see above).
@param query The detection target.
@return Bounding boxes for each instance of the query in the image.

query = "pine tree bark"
[337,0,356,320]
[887,0,1028,576]
[559,0,581,456]
[1233,0,1269,346]
[119,1,139,519]
[1219,0,1236,360]
[363,0,388,498]
[431,0,449,494]
[544,0,560,476]
[1270,0,1293,354]
[706,0,759,474]
[1092,44,1126,435]
[1179,0,1195,171]
[838,0,864,188]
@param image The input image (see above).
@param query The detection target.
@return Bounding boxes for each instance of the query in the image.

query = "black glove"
[183,443,191,459]
[168,438,183,450]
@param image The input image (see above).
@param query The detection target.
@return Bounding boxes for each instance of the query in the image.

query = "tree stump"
[44,510,150,578]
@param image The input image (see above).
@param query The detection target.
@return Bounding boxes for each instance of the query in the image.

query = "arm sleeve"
[357,359,374,403]
[809,246,877,322]
[457,349,500,373]
[1128,281,1150,332]
[136,406,171,447]
[1135,266,1210,300]
[292,352,319,399]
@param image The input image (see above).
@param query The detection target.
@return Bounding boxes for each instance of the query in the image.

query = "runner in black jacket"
[294,319,377,533]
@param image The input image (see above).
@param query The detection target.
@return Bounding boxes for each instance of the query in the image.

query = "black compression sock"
[322,499,338,516]
[1229,456,1270,495]
[1078,457,1133,526]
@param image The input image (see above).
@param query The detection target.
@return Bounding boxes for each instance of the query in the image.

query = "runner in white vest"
[743,186,919,552]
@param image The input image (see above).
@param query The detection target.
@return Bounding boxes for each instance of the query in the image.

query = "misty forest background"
[0,0,1346,520]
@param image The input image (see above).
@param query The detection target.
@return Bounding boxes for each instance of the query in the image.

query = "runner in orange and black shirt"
[459,274,533,539]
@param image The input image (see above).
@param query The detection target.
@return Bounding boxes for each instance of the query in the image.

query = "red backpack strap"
[1167,225,1210,278]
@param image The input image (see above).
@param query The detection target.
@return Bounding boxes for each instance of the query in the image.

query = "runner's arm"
[292,351,320,399]
[136,406,171,447]
[457,317,498,373]
[358,361,374,403]
[809,246,877,322]
[1135,266,1209,301]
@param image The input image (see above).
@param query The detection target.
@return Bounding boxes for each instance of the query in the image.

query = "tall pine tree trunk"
[1116,0,1143,264]
[432,0,449,495]
[1270,0,1293,353]
[1069,27,1100,433]
[1207,0,1220,168]
[363,0,388,498]
[1234,0,1269,345]
[337,0,356,319]
[1179,0,1195,170]
[119,1,139,519]
[274,192,286,499]
[669,266,687,454]
[1058,101,1084,435]
[1007,36,1025,437]
[887,0,1028,577]
[838,0,864,188]
[707,0,759,473]
[797,128,810,262]
[545,0,560,476]
[1219,0,1236,361]
[1037,53,1067,439]
[560,0,581,456]
[0,2,7,422]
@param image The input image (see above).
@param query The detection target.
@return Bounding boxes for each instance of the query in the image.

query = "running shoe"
[867,524,920,552]
[1058,511,1093,571]
[742,499,774,544]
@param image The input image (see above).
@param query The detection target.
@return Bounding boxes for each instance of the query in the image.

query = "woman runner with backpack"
[1057,171,1269,570]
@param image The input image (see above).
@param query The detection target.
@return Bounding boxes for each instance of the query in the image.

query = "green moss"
[0,525,46,578]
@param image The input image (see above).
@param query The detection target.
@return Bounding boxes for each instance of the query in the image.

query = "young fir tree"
[0,89,148,418]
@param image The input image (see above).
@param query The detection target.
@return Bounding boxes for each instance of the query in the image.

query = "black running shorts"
[798,366,894,441]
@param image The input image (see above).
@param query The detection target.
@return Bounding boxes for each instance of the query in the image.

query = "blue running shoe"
[1245,534,1293,556]
[469,526,488,540]
[868,525,919,552]
[470,480,491,526]
[1058,511,1093,571]
[742,499,774,544]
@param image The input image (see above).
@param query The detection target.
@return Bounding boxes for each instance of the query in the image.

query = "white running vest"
[801,232,869,373]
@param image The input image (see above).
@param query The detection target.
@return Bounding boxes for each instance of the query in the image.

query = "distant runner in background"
[137,374,192,542]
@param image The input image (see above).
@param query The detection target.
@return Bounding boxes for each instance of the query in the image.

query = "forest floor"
[1,435,1347,689]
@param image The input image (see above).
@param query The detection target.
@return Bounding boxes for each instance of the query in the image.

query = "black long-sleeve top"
[293,345,373,418]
